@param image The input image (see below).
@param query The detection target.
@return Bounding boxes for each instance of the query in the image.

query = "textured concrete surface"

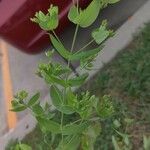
[0,0,148,146]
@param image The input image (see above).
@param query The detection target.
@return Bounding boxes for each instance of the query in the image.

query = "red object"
[0,0,89,54]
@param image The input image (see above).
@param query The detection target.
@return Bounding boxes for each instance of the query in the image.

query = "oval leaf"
[50,34,71,59]
[36,117,61,134]
[68,73,89,87]
[10,105,27,112]
[50,85,63,108]
[62,121,89,135]
[70,47,102,61]
[60,105,75,114]
[28,92,40,106]
[56,135,81,150]
[92,21,110,44]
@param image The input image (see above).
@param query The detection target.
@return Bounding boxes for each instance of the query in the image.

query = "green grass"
[84,23,150,149]
[6,23,150,150]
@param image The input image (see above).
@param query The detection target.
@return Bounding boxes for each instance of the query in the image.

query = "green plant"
[11,0,120,149]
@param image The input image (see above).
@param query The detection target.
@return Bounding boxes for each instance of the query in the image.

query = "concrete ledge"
[1,0,150,149]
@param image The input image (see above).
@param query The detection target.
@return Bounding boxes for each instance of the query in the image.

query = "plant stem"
[52,30,61,43]
[78,39,95,53]
[70,24,79,54]
[60,110,64,148]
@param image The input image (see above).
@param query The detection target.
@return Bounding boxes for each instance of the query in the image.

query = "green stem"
[66,119,83,145]
[60,111,64,148]
[52,30,61,43]
[77,39,95,53]
[70,25,79,54]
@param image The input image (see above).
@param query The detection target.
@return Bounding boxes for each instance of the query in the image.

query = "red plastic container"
[0,0,89,54]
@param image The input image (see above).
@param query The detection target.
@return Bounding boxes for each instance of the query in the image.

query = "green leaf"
[112,136,121,150]
[36,117,61,134]
[59,105,75,114]
[41,70,67,87]
[50,85,63,108]
[10,104,27,112]
[66,88,77,107]
[50,85,75,114]
[45,49,55,58]
[54,67,71,76]
[14,143,32,150]
[113,119,121,129]
[143,136,150,150]
[124,118,134,125]
[68,0,101,28]
[114,129,131,146]
[108,0,120,4]
[68,73,89,87]
[62,121,89,135]
[96,95,114,118]
[81,122,101,150]
[15,90,28,101]
[68,5,79,24]
[92,20,110,44]
[32,104,44,117]
[56,135,81,150]
[50,34,71,59]
[70,47,102,61]
[28,92,40,106]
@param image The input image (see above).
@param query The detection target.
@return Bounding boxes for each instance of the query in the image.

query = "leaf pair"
[68,0,101,28]
[96,95,115,119]
[37,117,89,135]
[50,34,102,61]
[81,122,101,150]
[92,20,113,44]
[68,0,120,28]
[50,85,75,114]
[11,92,40,112]
[31,5,58,31]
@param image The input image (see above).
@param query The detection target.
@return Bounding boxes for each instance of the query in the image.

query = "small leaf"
[113,119,121,129]
[59,105,75,114]
[50,34,71,59]
[15,90,28,101]
[92,20,110,44]
[108,0,120,4]
[53,66,71,76]
[36,117,61,134]
[50,86,75,114]
[143,136,150,150]
[41,71,67,87]
[81,122,101,150]
[112,136,121,150]
[68,5,79,24]
[124,118,134,125]
[50,85,63,108]
[15,143,32,150]
[70,47,102,61]
[45,49,54,58]
[31,5,59,31]
[68,73,89,87]
[96,95,114,118]
[62,121,89,135]
[56,135,81,150]
[11,104,27,112]
[28,92,40,106]
[66,88,77,107]
[32,104,44,117]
